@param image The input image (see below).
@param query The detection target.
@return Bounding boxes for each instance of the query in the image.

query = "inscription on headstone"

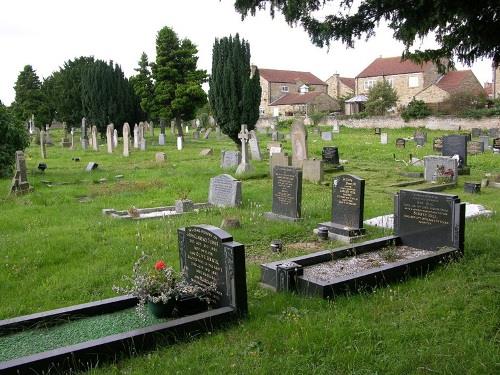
[208,174,242,207]
[220,150,241,169]
[322,147,340,165]
[265,166,302,221]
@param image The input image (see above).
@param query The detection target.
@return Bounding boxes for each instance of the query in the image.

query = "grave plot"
[261,190,465,299]
[0,225,247,374]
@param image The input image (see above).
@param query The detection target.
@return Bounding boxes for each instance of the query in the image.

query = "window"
[385,78,394,87]
[281,85,289,92]
[408,76,419,88]
[259,106,265,115]
[363,79,376,90]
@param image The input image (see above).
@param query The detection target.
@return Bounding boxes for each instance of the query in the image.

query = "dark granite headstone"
[265,166,302,221]
[433,137,443,152]
[374,127,381,135]
[493,138,500,152]
[322,147,340,165]
[208,174,242,207]
[178,225,247,316]
[394,190,465,252]
[396,138,405,148]
[442,135,468,167]
[467,141,484,155]
[414,135,426,146]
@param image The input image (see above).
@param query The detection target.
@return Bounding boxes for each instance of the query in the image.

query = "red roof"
[436,70,481,94]
[339,77,355,90]
[259,68,326,85]
[357,56,434,78]
[269,92,323,106]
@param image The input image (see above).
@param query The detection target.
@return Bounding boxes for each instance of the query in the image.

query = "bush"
[443,91,487,115]
[277,118,294,130]
[309,111,327,126]
[401,100,432,122]
[365,81,398,116]
[0,102,30,177]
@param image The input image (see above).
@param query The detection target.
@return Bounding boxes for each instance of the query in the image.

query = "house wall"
[259,76,272,116]
[414,85,450,103]
[326,74,354,99]
[494,66,500,99]
[270,93,339,117]
[268,82,327,104]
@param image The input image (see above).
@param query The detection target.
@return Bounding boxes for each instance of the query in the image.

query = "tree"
[0,101,29,177]
[364,80,398,116]
[209,34,261,144]
[234,0,500,69]
[12,65,45,126]
[152,26,207,136]
[130,52,155,120]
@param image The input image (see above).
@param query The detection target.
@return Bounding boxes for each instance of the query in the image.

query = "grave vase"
[148,297,176,318]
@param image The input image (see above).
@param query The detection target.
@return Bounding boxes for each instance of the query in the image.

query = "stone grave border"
[103,202,212,220]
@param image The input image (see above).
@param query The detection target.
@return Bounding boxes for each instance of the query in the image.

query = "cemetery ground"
[0,126,499,374]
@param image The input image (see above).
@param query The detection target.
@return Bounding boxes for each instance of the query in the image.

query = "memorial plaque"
[321,132,332,141]
[322,147,340,165]
[268,166,302,220]
[178,225,247,315]
[208,174,242,207]
[396,138,406,148]
[442,135,468,167]
[220,150,241,169]
[394,190,465,251]
[467,141,484,155]
[471,128,481,137]
[433,137,443,152]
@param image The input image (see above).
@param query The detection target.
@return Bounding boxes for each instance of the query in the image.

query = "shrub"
[309,111,327,126]
[401,100,432,122]
[0,102,30,177]
[365,81,398,116]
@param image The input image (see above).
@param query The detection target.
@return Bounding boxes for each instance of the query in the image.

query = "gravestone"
[265,166,302,221]
[86,162,98,172]
[106,124,113,154]
[113,129,118,149]
[208,174,242,207]
[479,135,490,150]
[236,125,254,175]
[488,128,499,138]
[249,130,262,161]
[271,130,279,142]
[40,130,47,159]
[442,135,468,172]
[396,138,406,148]
[10,151,31,195]
[471,128,481,137]
[177,136,183,150]
[92,126,99,151]
[140,137,147,151]
[159,119,166,145]
[178,224,247,316]
[321,132,332,141]
[138,123,145,149]
[291,118,308,168]
[133,124,139,148]
[70,128,75,149]
[332,121,340,133]
[155,152,166,162]
[200,148,213,156]
[318,174,365,240]
[380,133,388,144]
[467,141,484,155]
[302,159,323,183]
[433,137,443,152]
[322,147,340,165]
[149,121,154,137]
[414,129,427,141]
[270,152,291,175]
[394,190,465,252]
[203,128,211,139]
[493,138,500,153]
[81,117,88,150]
[61,126,71,148]
[193,131,200,139]
[423,156,458,182]
[122,123,130,157]
[414,135,426,146]
[220,150,241,169]
[374,127,381,135]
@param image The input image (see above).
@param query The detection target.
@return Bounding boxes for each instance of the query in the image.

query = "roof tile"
[259,68,326,85]
[357,56,434,78]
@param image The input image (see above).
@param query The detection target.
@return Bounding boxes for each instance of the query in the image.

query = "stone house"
[325,74,355,99]
[258,68,333,116]
[414,70,485,104]
[493,65,500,99]
[269,91,340,116]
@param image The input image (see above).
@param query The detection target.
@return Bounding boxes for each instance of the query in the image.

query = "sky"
[0,0,494,106]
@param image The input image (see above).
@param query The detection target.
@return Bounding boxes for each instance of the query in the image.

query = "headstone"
[200,148,213,156]
[488,128,499,138]
[471,128,481,137]
[396,138,406,148]
[433,137,443,152]
[215,126,221,139]
[177,136,183,150]
[374,127,381,135]
[414,129,427,141]
[133,124,139,148]
[122,123,130,157]
[318,174,366,240]
[70,128,75,149]
[155,152,166,162]
[140,137,147,151]
[149,121,154,137]
[302,159,323,183]
[332,120,340,133]
[203,128,211,139]
[40,130,47,159]
[464,182,481,194]
[467,141,484,155]
[380,133,388,144]
[321,132,332,141]
[321,147,340,165]
[479,135,489,150]
[138,122,145,148]
[193,131,200,139]
[113,129,118,148]
[81,117,88,150]
[10,151,31,195]
[265,166,302,221]
[86,162,98,172]
[271,130,279,142]
[423,156,458,182]
[159,119,166,145]
[394,190,465,251]
[221,150,241,169]
[92,126,99,151]
[493,138,500,153]
[236,125,254,175]
[248,130,262,161]
[178,225,247,316]
[291,118,308,168]
[270,152,291,175]
[208,174,242,207]
[442,135,468,168]
[106,124,113,154]
[414,135,426,146]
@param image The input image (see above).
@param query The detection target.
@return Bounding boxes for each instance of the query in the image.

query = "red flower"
[154,260,166,271]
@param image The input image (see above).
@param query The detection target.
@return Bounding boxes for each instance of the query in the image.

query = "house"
[484,82,494,99]
[325,74,355,99]
[355,56,442,106]
[414,70,485,104]
[269,91,339,116]
[493,64,500,99]
[257,68,336,116]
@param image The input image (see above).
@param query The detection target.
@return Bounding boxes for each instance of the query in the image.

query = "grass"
[1,125,499,374]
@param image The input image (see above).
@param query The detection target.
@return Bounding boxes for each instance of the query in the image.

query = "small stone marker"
[322,147,340,165]
[159,119,166,145]
[414,135,426,146]
[155,152,166,162]
[236,124,254,175]
[394,190,465,251]
[200,148,213,156]
[396,138,406,148]
[86,162,98,172]
[123,123,130,157]
[133,124,139,149]
[265,166,302,221]
[248,130,262,161]
[302,159,323,183]
[113,129,118,148]
[106,125,113,154]
[221,150,241,169]
[414,129,427,141]
[321,132,332,141]
[208,174,242,207]
[291,118,308,168]
[81,117,88,150]
[493,138,500,153]
[423,156,458,182]
[374,127,381,135]
[177,136,183,150]
[442,134,468,169]
[40,130,47,159]
[317,174,365,241]
[10,151,31,195]
[433,137,443,152]
[380,133,388,144]
[467,141,484,155]
[479,135,489,150]
[270,152,291,175]
[471,128,481,137]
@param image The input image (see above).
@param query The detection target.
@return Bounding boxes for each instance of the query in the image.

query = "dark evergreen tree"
[152,26,207,137]
[130,52,154,120]
[209,34,261,144]
[12,65,45,126]
[0,101,30,177]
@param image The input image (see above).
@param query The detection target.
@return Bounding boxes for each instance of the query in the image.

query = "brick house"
[258,68,334,116]
[325,74,355,99]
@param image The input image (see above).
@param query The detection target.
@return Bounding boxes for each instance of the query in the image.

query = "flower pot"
[148,298,176,318]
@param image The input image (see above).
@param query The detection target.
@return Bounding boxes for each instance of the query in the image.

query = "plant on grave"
[113,253,216,319]
[435,165,454,184]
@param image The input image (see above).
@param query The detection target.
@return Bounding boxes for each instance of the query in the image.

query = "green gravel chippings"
[0,308,164,362]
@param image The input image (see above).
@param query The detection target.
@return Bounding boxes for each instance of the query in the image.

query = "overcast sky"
[0,0,494,105]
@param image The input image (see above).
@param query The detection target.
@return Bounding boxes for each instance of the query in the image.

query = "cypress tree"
[12,65,45,126]
[130,52,154,121]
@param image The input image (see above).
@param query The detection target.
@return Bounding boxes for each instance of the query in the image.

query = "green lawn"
[0,125,498,374]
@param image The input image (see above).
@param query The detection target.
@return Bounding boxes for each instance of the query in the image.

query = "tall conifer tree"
[130,52,154,120]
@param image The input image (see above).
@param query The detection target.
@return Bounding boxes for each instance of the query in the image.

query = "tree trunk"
[175,116,184,139]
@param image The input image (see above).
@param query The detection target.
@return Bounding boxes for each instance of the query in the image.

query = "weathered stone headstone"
[423,156,458,182]
[133,124,139,149]
[208,174,242,207]
[248,130,262,161]
[177,136,183,150]
[265,166,302,221]
[322,147,340,165]
[270,152,291,175]
[332,120,340,133]
[467,141,484,155]
[318,174,365,240]
[488,128,499,138]
[414,129,427,141]
[193,131,200,139]
[10,151,31,195]
[493,138,500,153]
[178,225,247,316]
[122,123,130,157]
[200,148,213,156]
[140,137,147,151]
[81,117,88,150]
[70,128,75,149]
[236,125,254,175]
[203,128,211,139]
[302,159,323,183]
[221,150,241,169]
[442,134,468,169]
[321,131,332,141]
[471,128,481,137]
[106,124,113,154]
[271,130,279,142]
[149,121,154,137]
[155,152,166,162]
[92,126,99,151]
[479,135,490,150]
[86,162,98,172]
[40,130,47,159]
[113,129,118,149]
[291,118,308,168]
[159,119,166,145]
[414,135,426,146]
[394,190,465,252]
[380,133,388,144]
[433,137,443,152]
[396,138,406,148]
